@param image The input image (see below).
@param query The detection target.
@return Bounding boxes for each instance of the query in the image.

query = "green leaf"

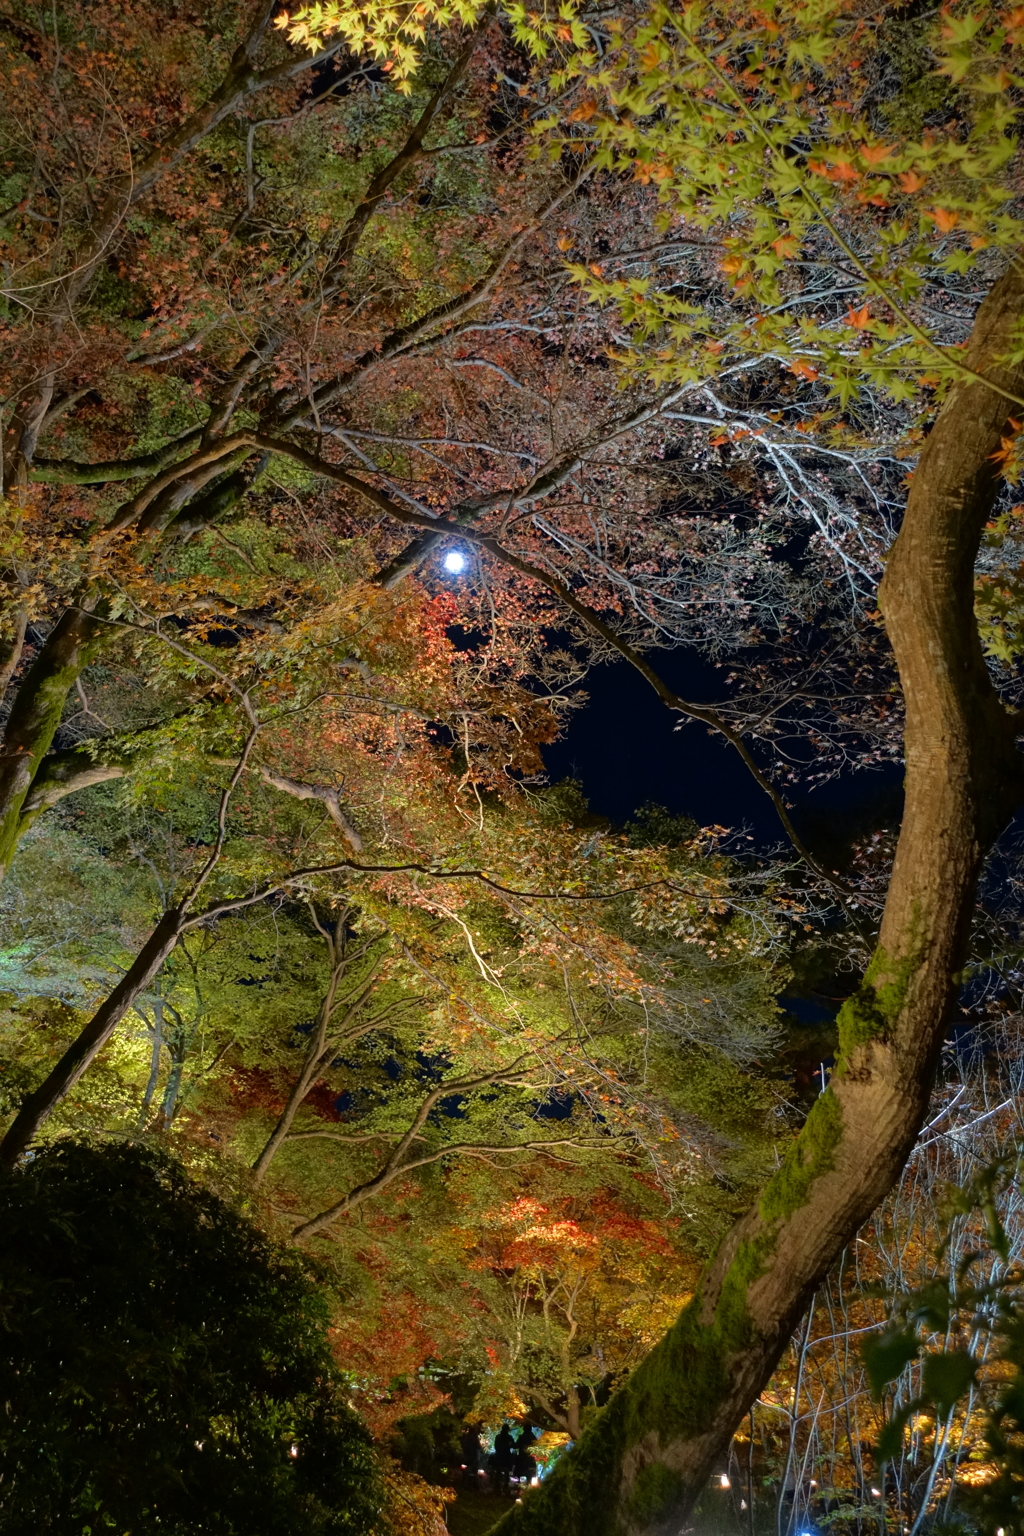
[921,1349,977,1415]
[863,1327,920,1398]
[876,1403,917,1464]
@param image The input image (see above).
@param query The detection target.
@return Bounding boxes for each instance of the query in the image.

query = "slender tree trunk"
[137,995,165,1128]
[0,907,185,1169]
[252,1044,331,1182]
[154,1039,188,1131]
[490,265,1024,1536]
[252,916,349,1183]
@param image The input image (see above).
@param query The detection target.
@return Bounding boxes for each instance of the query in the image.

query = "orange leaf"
[772,234,801,258]
[789,359,819,381]
[860,143,894,165]
[927,206,960,232]
[845,304,871,329]
[568,96,598,122]
[898,170,926,193]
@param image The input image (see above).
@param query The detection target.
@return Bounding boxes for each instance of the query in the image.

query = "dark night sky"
[541,650,905,856]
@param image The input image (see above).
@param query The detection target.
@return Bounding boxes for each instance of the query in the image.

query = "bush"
[0,1138,382,1535]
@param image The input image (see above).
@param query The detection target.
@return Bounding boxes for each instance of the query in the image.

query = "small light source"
[531,1478,540,1487]
[871,1489,881,1498]
[740,1501,748,1511]
[290,1443,299,1458]
[444,550,466,574]
[720,1475,731,1489]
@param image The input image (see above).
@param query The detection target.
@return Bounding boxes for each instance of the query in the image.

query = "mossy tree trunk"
[489,264,1024,1536]
[0,605,105,881]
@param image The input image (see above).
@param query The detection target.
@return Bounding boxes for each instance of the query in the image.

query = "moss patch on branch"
[835,939,920,1063]
[758,1089,843,1226]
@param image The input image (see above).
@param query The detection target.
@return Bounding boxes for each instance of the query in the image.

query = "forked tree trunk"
[491,265,1024,1536]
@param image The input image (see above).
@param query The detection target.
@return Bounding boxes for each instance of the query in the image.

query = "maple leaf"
[860,143,894,165]
[772,234,801,258]
[568,95,597,121]
[788,359,819,381]
[898,170,926,193]
[927,207,960,232]
[845,305,871,329]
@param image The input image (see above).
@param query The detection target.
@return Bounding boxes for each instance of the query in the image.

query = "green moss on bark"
[835,941,920,1063]
[625,1463,683,1527]
[758,1089,843,1225]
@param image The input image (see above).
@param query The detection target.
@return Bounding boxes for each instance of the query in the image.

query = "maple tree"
[3,0,1024,1531]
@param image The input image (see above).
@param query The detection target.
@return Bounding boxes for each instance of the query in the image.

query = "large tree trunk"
[0,605,104,879]
[490,266,1024,1536]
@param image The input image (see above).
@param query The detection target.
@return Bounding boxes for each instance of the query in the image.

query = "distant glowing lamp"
[444,550,467,574]
[719,1475,731,1489]
[871,1489,881,1498]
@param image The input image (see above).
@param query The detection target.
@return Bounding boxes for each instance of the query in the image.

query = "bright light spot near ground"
[719,1475,730,1488]
[444,550,466,573]
[871,1489,881,1497]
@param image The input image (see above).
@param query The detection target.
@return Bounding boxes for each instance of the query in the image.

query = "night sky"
[542,650,905,859]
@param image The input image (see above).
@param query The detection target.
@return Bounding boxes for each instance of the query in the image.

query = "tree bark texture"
[0,606,104,879]
[488,264,1024,1536]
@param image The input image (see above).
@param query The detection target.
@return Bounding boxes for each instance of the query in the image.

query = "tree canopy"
[2,0,1024,1532]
